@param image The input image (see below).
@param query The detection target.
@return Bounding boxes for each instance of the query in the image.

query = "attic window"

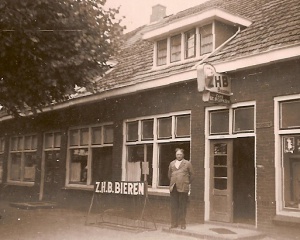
[200,24,213,55]
[170,34,181,62]
[157,39,167,66]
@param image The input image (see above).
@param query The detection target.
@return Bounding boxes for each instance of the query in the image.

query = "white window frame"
[122,111,191,195]
[65,122,113,190]
[7,134,38,186]
[274,94,300,218]
[204,101,256,223]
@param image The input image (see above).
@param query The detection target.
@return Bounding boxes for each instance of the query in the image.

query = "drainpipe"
[193,26,241,69]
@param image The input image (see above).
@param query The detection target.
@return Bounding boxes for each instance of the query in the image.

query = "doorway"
[209,137,255,225]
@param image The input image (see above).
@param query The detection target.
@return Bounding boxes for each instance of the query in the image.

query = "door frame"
[204,102,257,226]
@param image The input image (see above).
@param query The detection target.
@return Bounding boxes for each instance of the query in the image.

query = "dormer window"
[184,29,196,59]
[157,39,167,66]
[170,34,181,62]
[200,24,213,55]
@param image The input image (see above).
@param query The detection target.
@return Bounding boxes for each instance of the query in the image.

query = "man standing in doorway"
[168,148,194,230]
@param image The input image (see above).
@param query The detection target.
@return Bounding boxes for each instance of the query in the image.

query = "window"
[233,106,255,133]
[0,137,5,183]
[157,39,167,66]
[125,112,191,191]
[184,29,196,59]
[282,135,300,210]
[209,105,255,135]
[68,124,114,186]
[170,34,181,62]
[280,100,300,129]
[8,135,37,183]
[199,24,213,55]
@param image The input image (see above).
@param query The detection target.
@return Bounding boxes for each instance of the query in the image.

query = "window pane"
[104,125,114,144]
[170,34,181,62]
[185,29,196,58]
[54,133,61,148]
[80,128,89,146]
[11,137,18,151]
[214,167,227,177]
[214,178,227,190]
[281,100,300,129]
[157,39,167,66]
[127,145,143,181]
[176,115,190,137]
[10,153,21,180]
[127,121,138,142]
[32,135,37,150]
[45,133,53,149]
[17,137,23,150]
[70,130,79,146]
[282,135,300,209]
[142,119,154,140]
[210,110,229,135]
[234,107,254,133]
[92,147,113,183]
[200,24,213,55]
[24,152,37,182]
[158,117,172,139]
[158,142,190,187]
[69,148,88,184]
[24,136,31,150]
[92,127,102,145]
[0,138,4,152]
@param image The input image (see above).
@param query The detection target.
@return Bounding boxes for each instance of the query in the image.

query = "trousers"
[170,185,188,226]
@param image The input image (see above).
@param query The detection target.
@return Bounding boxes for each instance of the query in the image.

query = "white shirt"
[175,160,182,169]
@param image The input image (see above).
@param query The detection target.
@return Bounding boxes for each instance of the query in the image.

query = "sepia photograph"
[0,0,299,239]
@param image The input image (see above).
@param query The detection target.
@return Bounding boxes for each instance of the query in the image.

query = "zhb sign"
[95,181,145,196]
[197,63,232,104]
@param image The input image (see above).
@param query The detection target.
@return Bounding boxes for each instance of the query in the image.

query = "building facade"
[0,0,300,233]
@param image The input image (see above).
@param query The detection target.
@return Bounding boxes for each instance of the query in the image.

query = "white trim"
[274,94,300,218]
[142,8,252,40]
[214,44,300,73]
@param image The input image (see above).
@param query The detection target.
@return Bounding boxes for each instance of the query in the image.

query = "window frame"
[156,38,168,66]
[123,111,191,194]
[184,29,196,59]
[66,123,113,189]
[275,94,300,218]
[170,34,182,63]
[7,134,38,186]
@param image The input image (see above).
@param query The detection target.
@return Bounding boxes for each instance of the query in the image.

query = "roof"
[94,0,299,95]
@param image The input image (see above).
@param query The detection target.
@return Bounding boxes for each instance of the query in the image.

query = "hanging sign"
[197,63,232,104]
[95,181,145,196]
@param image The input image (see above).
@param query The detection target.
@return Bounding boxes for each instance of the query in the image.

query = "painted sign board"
[95,181,145,196]
[197,63,232,104]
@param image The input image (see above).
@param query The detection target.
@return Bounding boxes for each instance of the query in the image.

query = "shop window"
[8,134,37,183]
[233,106,254,133]
[282,135,300,210]
[125,112,191,191]
[157,39,167,66]
[184,29,196,59]
[158,117,172,139]
[200,24,213,55]
[210,110,229,135]
[280,100,300,129]
[67,124,113,187]
[170,34,181,62]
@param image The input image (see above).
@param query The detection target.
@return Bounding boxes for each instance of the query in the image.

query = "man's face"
[176,151,184,160]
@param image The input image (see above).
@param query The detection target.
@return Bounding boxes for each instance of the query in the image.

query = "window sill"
[63,184,94,191]
[6,181,35,187]
[273,215,300,227]
[148,188,170,197]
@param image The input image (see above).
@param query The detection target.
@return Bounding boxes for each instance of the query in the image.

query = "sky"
[105,0,208,32]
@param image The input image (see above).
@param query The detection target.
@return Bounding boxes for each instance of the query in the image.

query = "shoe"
[169,225,178,229]
[181,225,186,230]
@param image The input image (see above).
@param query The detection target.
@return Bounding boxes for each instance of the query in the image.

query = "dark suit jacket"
[168,159,194,193]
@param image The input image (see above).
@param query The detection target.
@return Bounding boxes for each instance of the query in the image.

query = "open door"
[210,139,233,222]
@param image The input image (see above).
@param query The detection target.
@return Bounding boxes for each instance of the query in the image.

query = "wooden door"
[210,139,233,222]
